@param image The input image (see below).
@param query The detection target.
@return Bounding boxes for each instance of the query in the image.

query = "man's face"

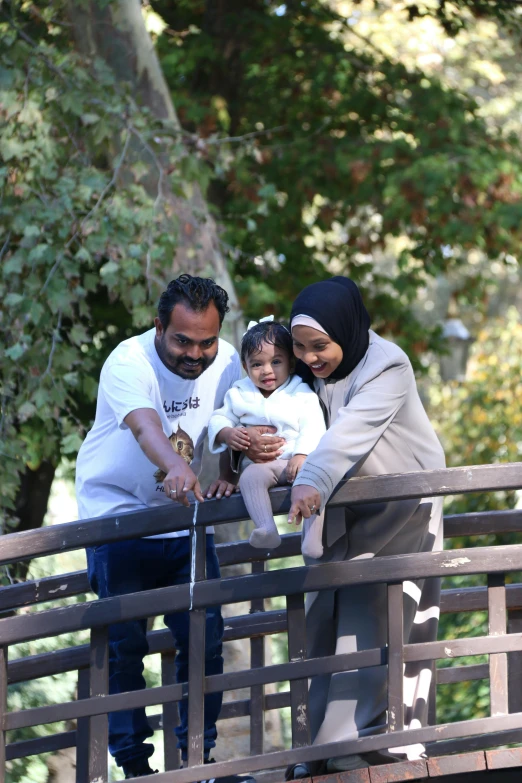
[154,302,220,379]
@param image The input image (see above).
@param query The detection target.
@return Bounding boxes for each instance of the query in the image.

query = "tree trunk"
[68,0,244,348]
[8,460,56,582]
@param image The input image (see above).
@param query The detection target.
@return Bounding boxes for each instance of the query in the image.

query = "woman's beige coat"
[294,330,445,761]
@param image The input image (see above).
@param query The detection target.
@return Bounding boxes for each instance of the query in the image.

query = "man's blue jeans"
[86,536,224,769]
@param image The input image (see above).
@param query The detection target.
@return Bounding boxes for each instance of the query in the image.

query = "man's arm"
[124,408,204,506]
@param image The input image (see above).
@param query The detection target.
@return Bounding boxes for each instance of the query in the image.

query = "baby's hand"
[224,426,251,451]
[286,454,307,484]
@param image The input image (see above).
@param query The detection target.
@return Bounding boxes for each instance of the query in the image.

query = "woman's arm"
[291,361,410,516]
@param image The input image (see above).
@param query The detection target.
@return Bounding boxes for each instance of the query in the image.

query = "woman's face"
[292,324,343,378]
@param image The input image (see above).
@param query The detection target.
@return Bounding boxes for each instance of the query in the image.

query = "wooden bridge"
[3,463,522,783]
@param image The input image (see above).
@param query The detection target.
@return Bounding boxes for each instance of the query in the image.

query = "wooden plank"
[427,752,486,776]
[444,509,522,538]
[314,771,370,783]
[286,593,310,748]
[7,543,522,647]
[485,747,522,769]
[404,632,522,663]
[488,573,508,716]
[1,463,522,567]
[387,583,404,733]
[162,652,180,771]
[88,626,109,783]
[436,664,488,685]
[6,730,76,761]
[369,759,428,782]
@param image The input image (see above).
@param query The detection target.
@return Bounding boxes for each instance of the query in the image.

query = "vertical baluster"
[0,646,7,782]
[427,662,437,726]
[162,651,180,771]
[286,592,310,748]
[387,583,404,733]
[488,573,508,716]
[89,626,109,783]
[187,522,207,767]
[76,668,90,783]
[250,561,265,756]
[507,608,522,714]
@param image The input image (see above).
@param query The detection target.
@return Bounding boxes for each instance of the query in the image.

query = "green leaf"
[4,293,24,307]
[81,112,101,126]
[61,432,83,455]
[5,343,26,360]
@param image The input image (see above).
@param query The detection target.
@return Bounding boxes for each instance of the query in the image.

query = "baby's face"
[244,340,291,396]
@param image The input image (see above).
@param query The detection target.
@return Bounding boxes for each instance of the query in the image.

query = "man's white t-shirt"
[75,327,241,537]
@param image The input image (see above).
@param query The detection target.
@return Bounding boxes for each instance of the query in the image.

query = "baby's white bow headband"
[244,314,274,334]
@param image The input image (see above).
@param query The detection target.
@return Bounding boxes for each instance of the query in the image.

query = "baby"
[208,318,326,557]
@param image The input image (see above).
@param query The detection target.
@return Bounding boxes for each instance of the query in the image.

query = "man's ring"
[170,489,176,496]
[263,444,267,453]
[309,504,316,513]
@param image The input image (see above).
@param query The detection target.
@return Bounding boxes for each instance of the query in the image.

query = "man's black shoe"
[123,758,158,779]
[181,758,254,783]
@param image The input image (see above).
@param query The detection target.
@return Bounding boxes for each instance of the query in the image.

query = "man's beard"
[155,338,218,379]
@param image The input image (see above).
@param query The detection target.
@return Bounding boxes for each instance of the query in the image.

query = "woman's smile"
[291,325,344,378]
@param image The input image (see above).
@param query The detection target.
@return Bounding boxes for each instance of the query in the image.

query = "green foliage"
[0,3,209,523]
[153,0,522,362]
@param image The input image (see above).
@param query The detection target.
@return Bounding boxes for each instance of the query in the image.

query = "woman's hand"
[285,454,306,484]
[287,484,321,527]
[243,425,286,463]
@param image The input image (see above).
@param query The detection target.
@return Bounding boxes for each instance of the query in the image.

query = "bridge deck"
[264,749,522,783]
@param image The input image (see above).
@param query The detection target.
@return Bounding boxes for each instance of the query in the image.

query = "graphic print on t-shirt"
[153,423,195,483]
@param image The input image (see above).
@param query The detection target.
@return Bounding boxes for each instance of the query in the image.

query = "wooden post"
[286,592,310,748]
[187,523,207,767]
[508,608,522,714]
[88,626,109,783]
[488,573,508,716]
[250,561,265,756]
[76,668,90,783]
[162,651,181,770]
[387,583,404,733]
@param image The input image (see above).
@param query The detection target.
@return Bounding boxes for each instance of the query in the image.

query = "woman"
[284,276,446,776]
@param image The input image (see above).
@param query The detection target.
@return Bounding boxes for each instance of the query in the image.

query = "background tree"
[0,0,241,570]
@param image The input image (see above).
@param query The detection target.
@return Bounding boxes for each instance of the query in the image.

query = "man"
[76,275,248,780]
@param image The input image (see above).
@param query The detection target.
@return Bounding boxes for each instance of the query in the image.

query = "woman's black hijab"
[290,276,371,383]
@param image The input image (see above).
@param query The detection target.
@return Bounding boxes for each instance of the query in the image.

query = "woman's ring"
[263,444,267,453]
[170,489,176,496]
[309,504,316,513]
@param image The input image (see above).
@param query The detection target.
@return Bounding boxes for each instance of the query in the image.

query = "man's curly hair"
[157,274,230,329]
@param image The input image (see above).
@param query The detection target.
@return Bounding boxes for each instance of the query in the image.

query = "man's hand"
[164,463,205,507]
[205,478,239,500]
[243,425,286,463]
[285,454,307,484]
[219,426,251,451]
[287,484,321,527]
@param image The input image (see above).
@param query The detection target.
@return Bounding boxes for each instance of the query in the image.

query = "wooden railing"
[2,463,522,782]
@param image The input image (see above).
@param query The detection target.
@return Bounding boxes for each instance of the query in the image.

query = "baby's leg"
[301,508,325,559]
[240,460,288,549]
